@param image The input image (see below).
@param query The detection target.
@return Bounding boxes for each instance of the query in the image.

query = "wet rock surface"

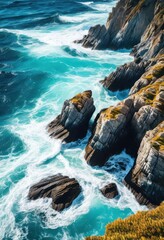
[28,175,82,212]
[100,183,119,199]
[47,90,95,142]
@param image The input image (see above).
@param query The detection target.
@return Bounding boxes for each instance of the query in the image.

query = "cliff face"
[77,0,160,50]
[79,0,164,207]
[125,122,164,206]
[101,0,164,91]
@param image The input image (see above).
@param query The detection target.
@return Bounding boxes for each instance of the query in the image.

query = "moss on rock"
[70,90,92,111]
[102,106,122,120]
[151,130,164,151]
[136,80,164,111]
[86,203,164,240]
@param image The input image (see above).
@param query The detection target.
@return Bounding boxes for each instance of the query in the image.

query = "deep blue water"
[0,0,146,239]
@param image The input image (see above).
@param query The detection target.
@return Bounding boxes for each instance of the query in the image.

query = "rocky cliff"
[79,0,164,207]
[28,0,164,224]
[76,0,161,50]
[101,0,164,91]
[125,122,164,206]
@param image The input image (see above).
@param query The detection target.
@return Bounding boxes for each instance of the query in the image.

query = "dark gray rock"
[28,175,82,212]
[101,60,147,91]
[47,90,95,142]
[100,183,119,199]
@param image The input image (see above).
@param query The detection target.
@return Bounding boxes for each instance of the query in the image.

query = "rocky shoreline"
[28,0,164,235]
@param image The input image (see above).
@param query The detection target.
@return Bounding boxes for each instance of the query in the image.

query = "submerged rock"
[28,175,81,212]
[85,98,134,166]
[124,122,164,206]
[47,90,95,142]
[100,183,119,199]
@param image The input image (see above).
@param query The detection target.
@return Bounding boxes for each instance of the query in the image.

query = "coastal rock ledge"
[47,90,95,142]
[124,121,164,206]
[28,174,81,212]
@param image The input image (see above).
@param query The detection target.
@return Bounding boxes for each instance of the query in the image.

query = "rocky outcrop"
[78,0,163,92]
[85,98,134,166]
[130,56,164,95]
[47,90,95,142]
[100,183,119,199]
[85,78,164,165]
[28,175,81,212]
[76,0,157,50]
[124,122,164,206]
[129,79,164,147]
[133,1,164,61]
[101,59,147,91]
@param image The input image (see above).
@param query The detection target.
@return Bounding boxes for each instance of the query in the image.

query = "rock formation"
[100,183,119,199]
[76,0,157,50]
[130,56,164,95]
[101,60,147,91]
[28,175,81,212]
[129,79,164,148]
[80,0,164,92]
[47,90,95,142]
[85,98,134,166]
[124,122,164,206]
[79,0,164,208]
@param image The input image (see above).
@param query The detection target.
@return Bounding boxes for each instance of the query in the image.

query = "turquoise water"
[0,0,146,239]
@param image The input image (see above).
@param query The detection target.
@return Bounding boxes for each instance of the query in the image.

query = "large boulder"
[85,98,134,166]
[124,121,164,206]
[47,90,95,142]
[28,175,82,212]
[100,183,119,199]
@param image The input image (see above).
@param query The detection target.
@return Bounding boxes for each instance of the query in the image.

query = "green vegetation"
[102,106,122,120]
[137,80,164,111]
[151,131,164,151]
[70,91,91,111]
[144,61,164,81]
[86,203,164,240]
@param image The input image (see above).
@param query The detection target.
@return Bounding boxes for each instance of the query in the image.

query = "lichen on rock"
[124,121,164,206]
[84,98,134,166]
[47,90,95,142]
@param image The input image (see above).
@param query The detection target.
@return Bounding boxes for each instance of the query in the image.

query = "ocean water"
[0,0,147,239]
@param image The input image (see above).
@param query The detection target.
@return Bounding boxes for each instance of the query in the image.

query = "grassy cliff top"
[86,203,164,240]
